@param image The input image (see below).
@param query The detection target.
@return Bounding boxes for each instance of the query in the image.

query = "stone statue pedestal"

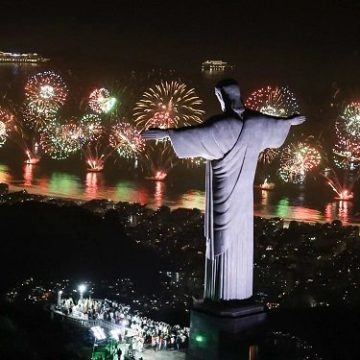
[187,300,267,360]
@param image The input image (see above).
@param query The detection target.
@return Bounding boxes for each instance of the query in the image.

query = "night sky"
[1,1,360,104]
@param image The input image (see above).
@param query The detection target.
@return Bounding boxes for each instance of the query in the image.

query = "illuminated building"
[201,60,234,72]
[0,51,50,63]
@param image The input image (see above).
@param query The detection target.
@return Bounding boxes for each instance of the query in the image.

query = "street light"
[78,284,86,301]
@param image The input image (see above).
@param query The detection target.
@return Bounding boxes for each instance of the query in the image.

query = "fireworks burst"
[147,170,167,181]
[82,141,111,172]
[323,168,356,201]
[25,148,41,165]
[279,142,321,183]
[245,86,300,117]
[0,106,15,147]
[149,111,175,128]
[89,88,117,114]
[333,121,360,169]
[80,114,103,142]
[109,122,145,159]
[25,71,68,114]
[86,156,105,172]
[341,102,360,137]
[22,105,57,131]
[0,122,6,146]
[40,123,83,160]
[134,80,205,130]
[143,141,177,178]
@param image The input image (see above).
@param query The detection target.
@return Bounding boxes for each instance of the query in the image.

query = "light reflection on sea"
[1,163,360,225]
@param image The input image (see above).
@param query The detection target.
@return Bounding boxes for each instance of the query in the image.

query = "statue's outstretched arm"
[141,122,209,140]
[264,111,306,125]
[141,117,242,160]
[141,128,169,141]
[287,114,306,126]
[257,113,306,150]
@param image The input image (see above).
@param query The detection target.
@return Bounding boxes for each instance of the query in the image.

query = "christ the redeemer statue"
[142,79,305,301]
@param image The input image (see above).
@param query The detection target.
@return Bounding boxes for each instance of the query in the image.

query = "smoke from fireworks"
[323,168,355,200]
[134,80,205,130]
[109,122,145,159]
[89,88,117,114]
[245,86,300,117]
[25,71,68,114]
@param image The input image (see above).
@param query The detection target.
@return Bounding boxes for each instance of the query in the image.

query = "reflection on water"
[255,196,324,223]
[115,181,149,205]
[175,190,205,210]
[254,189,357,225]
[23,164,39,187]
[324,200,351,224]
[23,165,33,187]
[339,200,350,223]
[275,198,290,218]
[0,163,359,224]
[0,63,43,77]
[154,181,165,209]
[261,190,269,206]
[85,172,103,198]
[48,173,82,197]
[325,203,333,224]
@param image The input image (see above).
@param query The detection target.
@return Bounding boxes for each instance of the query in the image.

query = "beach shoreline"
[4,184,360,229]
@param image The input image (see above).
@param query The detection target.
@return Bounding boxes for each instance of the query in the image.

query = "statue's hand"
[141,129,169,140]
[288,115,306,126]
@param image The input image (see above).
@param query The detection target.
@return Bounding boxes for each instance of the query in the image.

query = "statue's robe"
[169,111,292,300]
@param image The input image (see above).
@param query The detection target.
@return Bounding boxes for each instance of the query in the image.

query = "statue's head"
[215,79,245,118]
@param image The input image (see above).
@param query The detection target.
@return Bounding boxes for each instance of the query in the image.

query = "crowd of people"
[59,297,189,357]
